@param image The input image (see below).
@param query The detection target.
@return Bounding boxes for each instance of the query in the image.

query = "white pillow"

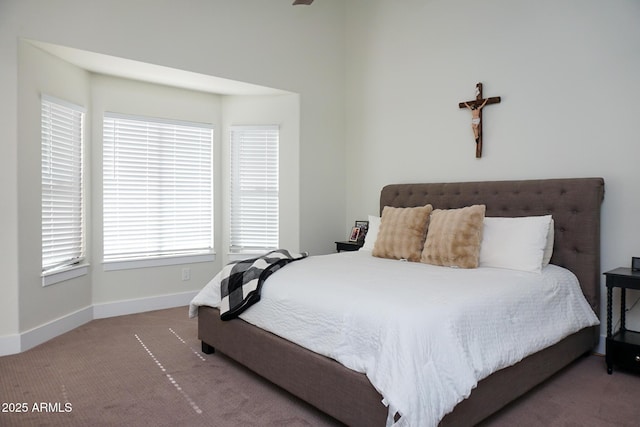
[542,218,554,266]
[479,215,552,273]
[361,215,381,252]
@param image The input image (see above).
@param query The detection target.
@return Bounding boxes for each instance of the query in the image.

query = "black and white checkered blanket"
[219,249,308,321]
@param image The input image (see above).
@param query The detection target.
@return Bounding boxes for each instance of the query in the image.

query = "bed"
[193,177,604,426]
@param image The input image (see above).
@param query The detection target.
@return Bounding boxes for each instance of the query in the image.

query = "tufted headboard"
[380,178,605,316]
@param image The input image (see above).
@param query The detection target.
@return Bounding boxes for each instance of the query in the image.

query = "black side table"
[604,267,640,374]
[335,241,363,252]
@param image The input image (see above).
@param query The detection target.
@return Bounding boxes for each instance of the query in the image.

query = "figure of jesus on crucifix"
[463,98,488,142]
[458,83,501,158]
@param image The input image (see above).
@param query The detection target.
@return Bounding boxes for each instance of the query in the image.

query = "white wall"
[89,74,223,306]
[221,94,301,266]
[0,0,345,354]
[17,40,93,332]
[0,7,20,342]
[8,0,632,355]
[344,0,640,336]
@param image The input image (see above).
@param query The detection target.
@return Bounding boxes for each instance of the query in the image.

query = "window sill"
[42,264,90,287]
[227,251,274,262]
[103,253,215,271]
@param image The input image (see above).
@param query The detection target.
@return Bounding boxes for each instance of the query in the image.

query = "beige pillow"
[372,205,433,262]
[421,205,486,268]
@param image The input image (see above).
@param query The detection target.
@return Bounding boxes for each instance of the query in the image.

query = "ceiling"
[28,39,290,96]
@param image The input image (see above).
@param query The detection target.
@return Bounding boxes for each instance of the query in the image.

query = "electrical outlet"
[181,268,191,281]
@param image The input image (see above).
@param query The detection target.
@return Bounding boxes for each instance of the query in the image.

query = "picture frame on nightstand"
[348,227,360,242]
[354,220,369,243]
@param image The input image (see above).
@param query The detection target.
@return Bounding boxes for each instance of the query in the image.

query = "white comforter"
[189,250,599,427]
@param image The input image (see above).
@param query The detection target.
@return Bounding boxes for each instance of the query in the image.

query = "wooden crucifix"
[458,83,501,158]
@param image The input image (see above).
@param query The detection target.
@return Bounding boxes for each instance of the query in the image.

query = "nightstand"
[604,267,640,374]
[335,241,363,252]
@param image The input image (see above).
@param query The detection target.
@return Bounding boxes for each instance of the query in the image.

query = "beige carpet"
[1,306,639,426]
[0,307,338,427]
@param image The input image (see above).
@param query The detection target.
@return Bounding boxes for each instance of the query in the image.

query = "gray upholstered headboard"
[380,178,605,316]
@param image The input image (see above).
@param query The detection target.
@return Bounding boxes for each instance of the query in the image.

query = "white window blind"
[230,125,279,252]
[41,95,85,273]
[103,113,213,262]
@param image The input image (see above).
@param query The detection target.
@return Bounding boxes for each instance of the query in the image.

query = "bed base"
[198,305,387,425]
[199,306,596,426]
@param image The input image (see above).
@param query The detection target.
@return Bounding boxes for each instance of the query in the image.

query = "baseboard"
[19,305,94,354]
[595,334,606,356]
[93,290,198,319]
[0,291,198,356]
[0,333,21,357]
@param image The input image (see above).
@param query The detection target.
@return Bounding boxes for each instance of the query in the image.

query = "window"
[41,95,85,279]
[229,125,279,253]
[103,113,213,267]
